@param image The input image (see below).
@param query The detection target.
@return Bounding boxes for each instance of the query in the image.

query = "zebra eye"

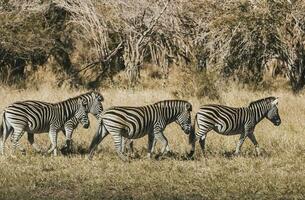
[185,103,192,111]
[97,96,103,102]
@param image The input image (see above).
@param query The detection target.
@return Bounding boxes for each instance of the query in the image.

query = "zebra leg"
[195,126,209,156]
[150,139,158,154]
[11,128,25,154]
[199,135,206,154]
[187,127,197,158]
[88,125,109,160]
[123,138,135,158]
[60,130,68,152]
[124,139,133,152]
[27,133,42,153]
[127,139,134,157]
[235,134,246,155]
[197,128,208,155]
[64,128,74,154]
[47,128,58,156]
[248,133,260,156]
[121,137,126,153]
[112,133,128,161]
[155,132,170,156]
[1,125,12,155]
[147,133,155,159]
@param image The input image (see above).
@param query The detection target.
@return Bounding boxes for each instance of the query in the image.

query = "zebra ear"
[92,91,103,102]
[97,94,104,102]
[185,103,192,111]
[77,98,82,105]
[271,98,279,106]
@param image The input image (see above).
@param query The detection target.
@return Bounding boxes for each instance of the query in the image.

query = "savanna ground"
[0,83,305,200]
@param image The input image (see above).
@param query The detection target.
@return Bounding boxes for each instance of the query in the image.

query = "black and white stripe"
[56,91,104,153]
[88,100,193,161]
[188,97,281,157]
[0,91,103,155]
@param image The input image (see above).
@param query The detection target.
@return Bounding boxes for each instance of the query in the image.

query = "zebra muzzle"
[274,119,281,126]
[83,122,90,129]
[182,125,191,134]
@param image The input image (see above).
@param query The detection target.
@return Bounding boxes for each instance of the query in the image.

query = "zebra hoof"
[234,152,241,157]
[60,146,72,156]
[10,154,18,159]
[118,154,129,162]
[120,157,130,162]
[19,149,26,155]
[87,153,94,160]
[186,150,195,158]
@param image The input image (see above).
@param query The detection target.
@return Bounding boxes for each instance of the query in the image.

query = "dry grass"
[0,85,305,200]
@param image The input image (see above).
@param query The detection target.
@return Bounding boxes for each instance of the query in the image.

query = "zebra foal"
[51,91,103,153]
[188,97,281,157]
[88,100,193,161]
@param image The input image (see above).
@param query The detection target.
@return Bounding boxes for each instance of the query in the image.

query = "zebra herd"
[0,91,281,160]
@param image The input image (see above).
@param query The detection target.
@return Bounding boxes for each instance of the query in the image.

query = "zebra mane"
[155,100,192,111]
[58,92,89,103]
[248,97,276,107]
[57,91,102,104]
[155,99,189,104]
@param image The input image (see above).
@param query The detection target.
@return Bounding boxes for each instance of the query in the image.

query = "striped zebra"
[188,97,281,157]
[0,91,103,156]
[88,100,193,161]
[52,91,103,153]
[23,91,102,154]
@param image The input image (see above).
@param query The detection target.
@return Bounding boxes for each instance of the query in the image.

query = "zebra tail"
[189,113,197,145]
[0,112,7,154]
[0,112,5,141]
[89,122,103,153]
[187,113,197,158]
[0,120,3,141]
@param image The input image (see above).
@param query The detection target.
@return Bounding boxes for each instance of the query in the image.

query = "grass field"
[0,85,305,200]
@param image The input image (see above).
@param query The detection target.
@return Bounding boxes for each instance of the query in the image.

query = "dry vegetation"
[1,0,305,91]
[0,83,305,200]
[2,0,305,199]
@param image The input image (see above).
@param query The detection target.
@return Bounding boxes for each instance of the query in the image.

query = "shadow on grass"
[60,141,89,156]
[59,142,272,160]
[219,148,271,159]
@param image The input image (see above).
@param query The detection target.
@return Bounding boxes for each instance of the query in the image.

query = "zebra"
[54,91,104,153]
[188,97,281,157]
[0,91,103,156]
[0,97,90,156]
[18,91,102,154]
[88,100,193,161]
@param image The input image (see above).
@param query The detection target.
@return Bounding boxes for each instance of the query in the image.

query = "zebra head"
[87,91,104,119]
[266,97,281,126]
[176,102,193,134]
[75,98,90,129]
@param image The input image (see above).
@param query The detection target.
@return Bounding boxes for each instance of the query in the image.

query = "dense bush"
[1,0,305,92]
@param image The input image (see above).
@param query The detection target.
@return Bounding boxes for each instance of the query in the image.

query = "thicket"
[1,0,305,93]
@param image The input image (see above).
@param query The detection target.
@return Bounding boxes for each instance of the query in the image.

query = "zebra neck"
[160,106,179,124]
[54,99,79,121]
[249,102,269,123]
